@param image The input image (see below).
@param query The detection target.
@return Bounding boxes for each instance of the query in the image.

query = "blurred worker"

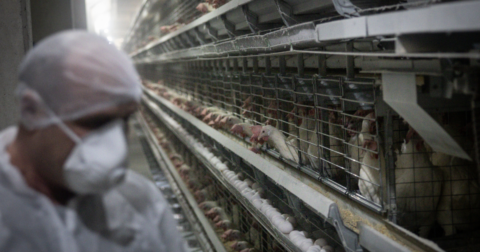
[0,31,186,252]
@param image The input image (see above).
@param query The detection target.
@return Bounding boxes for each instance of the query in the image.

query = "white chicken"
[347,112,375,184]
[231,241,252,251]
[357,113,385,205]
[258,125,299,163]
[395,130,443,237]
[299,108,317,165]
[230,123,254,139]
[326,111,345,178]
[423,137,480,235]
[358,138,384,206]
[220,115,242,130]
[221,229,243,241]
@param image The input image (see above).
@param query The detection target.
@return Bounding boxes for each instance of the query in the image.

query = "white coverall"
[0,127,186,252]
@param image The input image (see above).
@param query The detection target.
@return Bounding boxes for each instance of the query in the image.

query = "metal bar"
[143,89,335,218]
[221,15,236,38]
[346,42,354,79]
[384,110,397,223]
[136,113,227,252]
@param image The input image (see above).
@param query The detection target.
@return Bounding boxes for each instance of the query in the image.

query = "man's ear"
[20,91,39,116]
[19,89,46,129]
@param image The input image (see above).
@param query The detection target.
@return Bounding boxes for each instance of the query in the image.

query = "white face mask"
[58,119,128,194]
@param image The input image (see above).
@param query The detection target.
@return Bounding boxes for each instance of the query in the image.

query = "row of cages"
[125,0,452,55]
[126,0,204,51]
[140,105,345,252]
[136,56,480,251]
[135,126,207,251]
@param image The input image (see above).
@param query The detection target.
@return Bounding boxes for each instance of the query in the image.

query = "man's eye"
[75,117,115,129]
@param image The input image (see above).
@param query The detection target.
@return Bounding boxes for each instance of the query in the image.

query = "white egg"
[306,245,322,252]
[241,187,252,194]
[289,230,305,240]
[271,215,285,226]
[299,239,313,252]
[251,192,261,201]
[278,220,293,234]
[252,198,263,208]
[237,182,248,191]
[314,238,327,247]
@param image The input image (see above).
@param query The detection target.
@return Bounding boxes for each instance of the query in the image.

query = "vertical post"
[318,48,327,77]
[265,56,271,76]
[250,57,257,123]
[385,110,397,222]
[313,76,321,175]
[346,42,354,79]
[233,59,239,115]
[297,54,304,77]
[274,56,281,136]
[295,54,303,166]
[279,56,288,136]
[224,59,230,112]
[265,56,272,124]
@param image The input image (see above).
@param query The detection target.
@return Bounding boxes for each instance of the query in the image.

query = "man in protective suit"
[0,31,186,252]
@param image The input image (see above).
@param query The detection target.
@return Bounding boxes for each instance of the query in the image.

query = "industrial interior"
[1,0,480,251]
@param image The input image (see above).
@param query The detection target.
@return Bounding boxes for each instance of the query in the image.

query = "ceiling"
[86,0,144,48]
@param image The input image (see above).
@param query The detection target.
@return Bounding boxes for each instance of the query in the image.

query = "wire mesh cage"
[138,49,480,251]
[139,57,384,211]
[140,105,345,252]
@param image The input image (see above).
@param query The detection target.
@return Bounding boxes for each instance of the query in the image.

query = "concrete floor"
[127,120,153,181]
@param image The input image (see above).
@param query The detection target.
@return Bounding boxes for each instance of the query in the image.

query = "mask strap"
[39,94,83,144]
[55,119,82,144]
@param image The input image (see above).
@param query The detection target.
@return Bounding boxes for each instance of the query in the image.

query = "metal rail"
[137,112,228,252]
[140,88,426,252]
[131,1,480,60]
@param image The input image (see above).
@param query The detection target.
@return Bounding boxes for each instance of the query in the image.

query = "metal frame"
[139,87,425,252]
[137,112,228,252]
[130,1,480,61]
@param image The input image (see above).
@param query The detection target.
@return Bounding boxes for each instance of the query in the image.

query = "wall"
[0,0,32,130]
[0,0,87,130]
[31,0,87,45]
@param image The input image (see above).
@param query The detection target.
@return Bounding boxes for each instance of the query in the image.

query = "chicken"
[214,219,231,230]
[194,185,215,203]
[221,229,243,241]
[242,96,253,109]
[196,2,214,13]
[422,127,480,235]
[239,249,259,252]
[326,110,345,178]
[220,115,242,129]
[347,112,375,184]
[231,123,253,138]
[249,125,265,145]
[199,201,219,211]
[171,96,188,108]
[203,110,224,124]
[395,131,443,237]
[358,138,384,205]
[299,108,317,165]
[286,106,303,138]
[258,125,299,163]
[183,100,202,114]
[205,206,228,220]
[265,100,278,128]
[357,114,385,205]
[231,241,251,251]
[178,164,190,179]
[242,104,255,117]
